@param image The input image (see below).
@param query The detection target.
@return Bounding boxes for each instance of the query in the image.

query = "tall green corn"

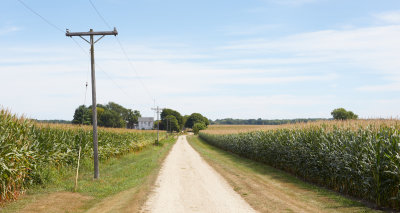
[200,122,400,210]
[0,109,163,202]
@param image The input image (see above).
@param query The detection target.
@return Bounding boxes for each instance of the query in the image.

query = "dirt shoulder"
[188,136,381,213]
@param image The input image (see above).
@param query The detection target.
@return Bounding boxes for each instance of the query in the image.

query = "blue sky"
[1,0,400,120]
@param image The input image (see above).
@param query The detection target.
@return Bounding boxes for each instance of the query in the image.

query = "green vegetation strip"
[199,123,400,210]
[0,109,165,202]
[188,136,378,212]
[1,137,176,212]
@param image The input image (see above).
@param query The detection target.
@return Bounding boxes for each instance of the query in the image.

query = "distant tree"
[161,109,183,129]
[72,105,91,125]
[185,113,209,128]
[126,109,141,129]
[153,120,161,129]
[73,102,141,128]
[165,115,180,132]
[331,108,358,120]
[35,119,71,124]
[193,123,206,135]
[182,115,190,129]
[212,118,328,125]
[106,102,128,117]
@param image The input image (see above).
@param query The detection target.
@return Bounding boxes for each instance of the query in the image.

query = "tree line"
[72,102,141,128]
[71,103,210,132]
[156,109,209,134]
[211,108,358,125]
[71,103,357,129]
[211,118,328,125]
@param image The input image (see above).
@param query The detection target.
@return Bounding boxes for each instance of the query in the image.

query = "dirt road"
[141,135,255,213]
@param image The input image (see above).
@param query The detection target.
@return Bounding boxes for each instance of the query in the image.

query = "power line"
[88,0,112,29]
[88,0,155,103]
[17,0,64,33]
[115,38,154,102]
[16,0,140,107]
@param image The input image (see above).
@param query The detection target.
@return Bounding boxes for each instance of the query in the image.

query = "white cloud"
[2,22,400,119]
[268,0,319,6]
[221,25,400,81]
[214,74,337,85]
[220,24,280,36]
[0,26,20,35]
[374,11,400,24]
[357,83,400,92]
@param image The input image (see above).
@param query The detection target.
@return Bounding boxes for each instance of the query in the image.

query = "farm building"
[138,117,154,130]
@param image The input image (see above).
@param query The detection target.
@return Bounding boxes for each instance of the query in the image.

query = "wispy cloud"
[220,24,280,36]
[221,25,400,75]
[0,26,20,36]
[215,74,337,85]
[2,17,400,119]
[357,83,400,92]
[268,0,319,6]
[374,10,400,24]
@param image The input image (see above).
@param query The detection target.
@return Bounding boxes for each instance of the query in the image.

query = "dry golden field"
[35,122,161,134]
[203,119,400,135]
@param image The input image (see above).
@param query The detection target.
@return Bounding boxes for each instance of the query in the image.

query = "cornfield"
[199,121,400,210]
[0,109,163,202]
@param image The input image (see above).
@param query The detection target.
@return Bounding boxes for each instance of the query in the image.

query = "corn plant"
[199,121,400,210]
[0,109,163,202]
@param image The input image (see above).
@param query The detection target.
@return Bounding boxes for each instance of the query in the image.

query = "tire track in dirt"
[141,135,255,213]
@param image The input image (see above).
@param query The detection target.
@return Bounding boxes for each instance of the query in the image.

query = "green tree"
[165,115,180,132]
[126,109,141,129]
[182,115,190,129]
[193,122,206,135]
[98,109,125,128]
[75,102,141,128]
[72,105,91,125]
[153,120,160,130]
[185,113,209,128]
[161,108,183,130]
[331,108,358,120]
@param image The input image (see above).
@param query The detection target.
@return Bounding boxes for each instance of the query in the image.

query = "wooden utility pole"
[166,117,169,138]
[151,106,164,145]
[66,28,118,179]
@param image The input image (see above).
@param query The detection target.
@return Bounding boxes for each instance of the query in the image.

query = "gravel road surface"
[142,135,256,213]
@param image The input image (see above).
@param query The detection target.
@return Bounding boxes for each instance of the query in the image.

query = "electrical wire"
[16,0,140,107]
[88,0,155,103]
[16,0,64,33]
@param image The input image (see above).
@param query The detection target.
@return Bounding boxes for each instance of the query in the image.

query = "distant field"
[203,119,399,134]
[200,119,400,210]
[36,122,160,134]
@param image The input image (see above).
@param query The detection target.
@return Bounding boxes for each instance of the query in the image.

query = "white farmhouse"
[138,117,154,130]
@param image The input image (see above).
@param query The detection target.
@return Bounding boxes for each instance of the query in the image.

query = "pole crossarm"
[66,27,118,37]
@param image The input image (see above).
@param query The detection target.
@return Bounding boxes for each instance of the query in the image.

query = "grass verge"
[1,137,177,213]
[188,136,382,213]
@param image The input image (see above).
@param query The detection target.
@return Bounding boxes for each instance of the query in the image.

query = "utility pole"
[166,117,170,138]
[151,106,164,145]
[66,28,118,179]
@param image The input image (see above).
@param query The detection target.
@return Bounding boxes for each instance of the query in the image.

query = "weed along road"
[142,135,255,213]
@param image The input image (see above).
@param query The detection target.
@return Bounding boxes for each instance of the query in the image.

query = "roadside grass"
[188,136,382,213]
[1,137,176,213]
